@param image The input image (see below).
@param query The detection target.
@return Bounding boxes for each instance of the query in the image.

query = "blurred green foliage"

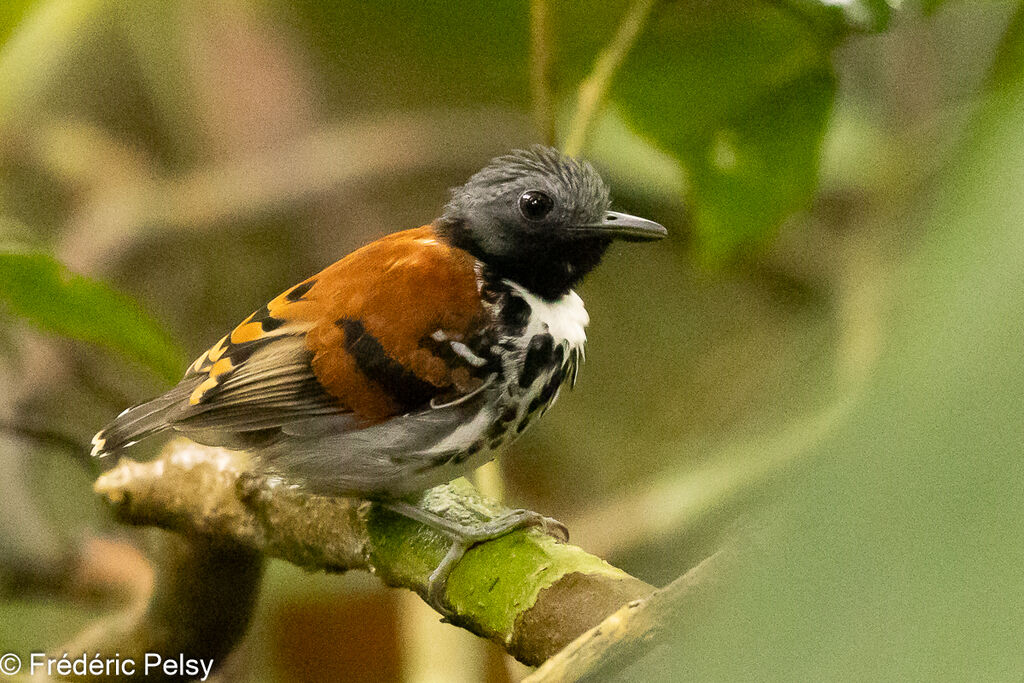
[288,0,864,261]
[553,1,835,260]
[776,0,895,34]
[1,0,1022,680]
[605,4,1024,679]
[0,246,186,383]
[288,0,529,110]
[0,0,34,44]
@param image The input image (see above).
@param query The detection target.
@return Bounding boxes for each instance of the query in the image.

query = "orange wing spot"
[207,335,229,363]
[267,299,286,317]
[189,376,220,405]
[209,357,233,378]
[230,321,264,344]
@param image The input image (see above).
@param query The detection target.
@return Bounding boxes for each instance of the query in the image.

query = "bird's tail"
[90,384,191,463]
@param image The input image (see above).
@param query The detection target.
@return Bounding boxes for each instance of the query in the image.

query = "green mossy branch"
[89,440,654,667]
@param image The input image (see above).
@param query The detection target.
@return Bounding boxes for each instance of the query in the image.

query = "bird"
[91,145,666,612]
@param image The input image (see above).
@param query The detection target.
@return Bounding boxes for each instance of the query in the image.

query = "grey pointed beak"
[574,211,667,242]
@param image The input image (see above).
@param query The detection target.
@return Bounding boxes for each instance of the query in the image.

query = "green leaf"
[0,246,187,384]
[0,0,35,46]
[986,2,1024,92]
[775,0,895,36]
[682,66,835,261]
[557,0,840,261]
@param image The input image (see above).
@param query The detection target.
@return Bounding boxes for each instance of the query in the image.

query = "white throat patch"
[504,280,589,349]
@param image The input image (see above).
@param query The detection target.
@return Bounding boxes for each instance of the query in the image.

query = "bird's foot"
[381,501,568,618]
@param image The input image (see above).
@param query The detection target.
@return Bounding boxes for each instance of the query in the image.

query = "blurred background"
[2,0,1023,680]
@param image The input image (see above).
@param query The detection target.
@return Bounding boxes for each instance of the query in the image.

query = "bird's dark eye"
[518,190,554,222]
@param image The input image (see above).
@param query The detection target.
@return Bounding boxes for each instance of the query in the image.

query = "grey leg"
[381,501,568,616]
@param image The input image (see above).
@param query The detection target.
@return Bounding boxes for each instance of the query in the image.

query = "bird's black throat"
[435,218,611,300]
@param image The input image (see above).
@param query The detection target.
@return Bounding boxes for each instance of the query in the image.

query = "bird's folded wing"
[175,332,344,434]
[174,226,495,436]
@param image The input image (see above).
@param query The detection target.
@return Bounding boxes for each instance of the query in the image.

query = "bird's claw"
[418,507,569,617]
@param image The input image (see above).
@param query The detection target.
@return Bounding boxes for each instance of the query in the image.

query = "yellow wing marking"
[188,357,234,405]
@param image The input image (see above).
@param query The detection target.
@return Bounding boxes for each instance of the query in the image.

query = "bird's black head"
[436,146,666,300]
